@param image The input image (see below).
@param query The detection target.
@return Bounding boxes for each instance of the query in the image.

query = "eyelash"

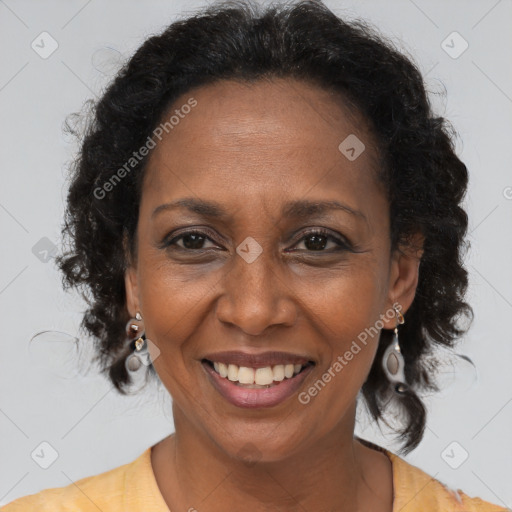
[162,227,352,253]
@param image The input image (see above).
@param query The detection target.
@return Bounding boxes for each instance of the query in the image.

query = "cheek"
[135,256,211,384]
[296,263,386,405]
[303,257,388,341]
[133,253,247,413]
[137,244,219,335]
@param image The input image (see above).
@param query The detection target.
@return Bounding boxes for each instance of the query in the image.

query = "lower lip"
[201,361,314,408]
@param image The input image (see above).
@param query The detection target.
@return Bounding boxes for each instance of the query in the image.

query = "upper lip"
[202,350,315,369]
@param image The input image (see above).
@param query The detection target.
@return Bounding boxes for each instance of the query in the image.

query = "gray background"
[1,0,511,507]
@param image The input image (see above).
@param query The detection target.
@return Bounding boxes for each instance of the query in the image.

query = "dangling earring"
[382,304,408,394]
[125,312,146,372]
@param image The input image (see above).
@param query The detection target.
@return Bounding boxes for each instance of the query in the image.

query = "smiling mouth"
[202,359,315,388]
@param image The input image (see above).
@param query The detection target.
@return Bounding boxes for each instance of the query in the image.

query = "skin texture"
[125,78,423,512]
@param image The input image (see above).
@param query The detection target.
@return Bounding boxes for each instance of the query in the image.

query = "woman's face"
[125,78,420,462]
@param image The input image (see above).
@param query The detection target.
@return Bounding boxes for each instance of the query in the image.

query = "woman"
[3,0,507,510]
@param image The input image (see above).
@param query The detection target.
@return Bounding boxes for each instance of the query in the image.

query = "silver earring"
[382,305,407,394]
[125,312,145,372]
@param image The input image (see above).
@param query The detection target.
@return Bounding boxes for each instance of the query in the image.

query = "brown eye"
[180,233,209,250]
[164,230,218,251]
[291,229,350,252]
[302,233,330,251]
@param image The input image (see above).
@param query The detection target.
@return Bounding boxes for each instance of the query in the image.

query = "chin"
[212,424,310,465]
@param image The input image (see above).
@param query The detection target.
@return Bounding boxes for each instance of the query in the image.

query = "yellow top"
[2,445,508,511]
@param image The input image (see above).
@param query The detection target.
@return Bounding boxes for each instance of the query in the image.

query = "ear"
[123,232,140,317]
[125,266,140,318]
[382,232,424,329]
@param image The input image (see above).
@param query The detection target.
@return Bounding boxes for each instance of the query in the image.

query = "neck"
[151,402,391,512]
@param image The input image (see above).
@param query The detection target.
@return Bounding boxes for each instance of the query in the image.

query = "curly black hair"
[56,0,472,454]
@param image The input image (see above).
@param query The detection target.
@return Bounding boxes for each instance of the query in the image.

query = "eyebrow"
[151,197,366,221]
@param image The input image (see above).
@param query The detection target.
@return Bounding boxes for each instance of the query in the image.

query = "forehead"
[141,78,384,221]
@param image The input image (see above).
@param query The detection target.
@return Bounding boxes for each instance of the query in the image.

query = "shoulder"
[1,448,152,512]
[386,449,509,512]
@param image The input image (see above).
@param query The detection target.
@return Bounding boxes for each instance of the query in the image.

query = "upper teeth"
[212,362,304,385]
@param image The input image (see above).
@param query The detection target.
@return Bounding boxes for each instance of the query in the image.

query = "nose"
[215,248,297,336]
